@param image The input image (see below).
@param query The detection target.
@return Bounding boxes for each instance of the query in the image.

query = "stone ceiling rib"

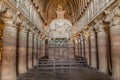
[32,0,90,25]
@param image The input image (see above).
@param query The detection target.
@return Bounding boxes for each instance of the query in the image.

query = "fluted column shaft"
[74,39,79,56]
[0,7,22,80]
[81,36,85,57]
[90,30,97,68]
[18,27,27,74]
[33,34,37,66]
[1,23,17,80]
[78,39,82,56]
[85,37,90,65]
[96,24,108,73]
[37,37,40,59]
[110,15,120,80]
[28,31,33,69]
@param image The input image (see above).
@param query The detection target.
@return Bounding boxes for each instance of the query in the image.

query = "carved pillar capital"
[14,11,22,26]
[80,34,83,41]
[1,8,14,26]
[36,31,40,38]
[89,27,95,36]
[0,1,8,13]
[94,20,107,35]
[112,16,120,27]
[25,23,31,32]
[32,29,38,36]
[1,8,22,28]
[104,5,120,27]
[85,30,90,40]
[29,27,35,34]
[19,21,28,33]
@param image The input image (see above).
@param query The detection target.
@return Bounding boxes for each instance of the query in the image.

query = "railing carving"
[76,0,115,34]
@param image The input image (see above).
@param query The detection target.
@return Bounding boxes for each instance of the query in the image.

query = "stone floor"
[18,67,111,80]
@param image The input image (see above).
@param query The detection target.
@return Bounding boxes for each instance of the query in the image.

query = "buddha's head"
[56,4,63,12]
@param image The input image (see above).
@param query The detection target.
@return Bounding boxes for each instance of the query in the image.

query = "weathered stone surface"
[1,1,120,80]
[18,67,111,80]
[1,26,17,80]
[78,39,82,57]
[74,40,79,56]
[33,34,38,67]
[81,36,85,57]
[18,29,27,74]
[110,18,120,80]
[28,32,33,69]
[97,32,108,73]
[85,38,90,66]
[90,33,97,68]
[37,38,40,59]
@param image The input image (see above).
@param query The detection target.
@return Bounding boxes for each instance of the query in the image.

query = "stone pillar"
[110,11,120,80]
[41,39,45,57]
[79,39,82,57]
[36,36,39,64]
[85,33,90,66]
[50,39,54,58]
[74,39,79,56]
[76,39,80,56]
[89,27,97,68]
[80,35,85,57]
[18,24,27,74]
[37,37,40,59]
[95,21,108,73]
[78,39,82,56]
[33,33,37,67]
[1,24,17,80]
[1,9,18,80]
[28,31,33,69]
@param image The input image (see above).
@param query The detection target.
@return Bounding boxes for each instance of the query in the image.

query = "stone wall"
[0,0,43,80]
[73,1,120,80]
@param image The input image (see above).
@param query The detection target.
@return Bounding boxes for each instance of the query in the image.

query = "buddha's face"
[56,4,63,11]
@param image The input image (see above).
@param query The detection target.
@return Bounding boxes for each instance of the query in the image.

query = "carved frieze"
[49,19,72,38]
[3,0,43,33]
[94,20,106,33]
[0,1,8,14]
[76,0,116,34]
[104,4,120,23]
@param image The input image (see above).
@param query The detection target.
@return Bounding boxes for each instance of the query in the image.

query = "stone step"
[37,58,87,70]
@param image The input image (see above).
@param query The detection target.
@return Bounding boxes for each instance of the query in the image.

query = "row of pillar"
[74,15,120,80]
[1,24,40,80]
[0,9,41,80]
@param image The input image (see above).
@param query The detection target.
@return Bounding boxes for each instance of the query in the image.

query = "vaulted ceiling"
[32,0,91,25]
